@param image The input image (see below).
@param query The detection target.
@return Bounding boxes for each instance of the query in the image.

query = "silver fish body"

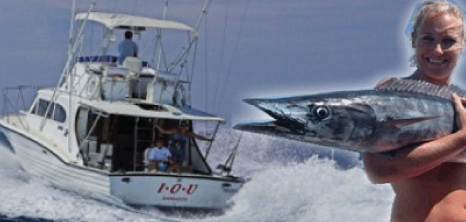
[235,79,462,153]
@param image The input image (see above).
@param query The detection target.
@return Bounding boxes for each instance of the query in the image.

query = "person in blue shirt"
[168,138,187,173]
[118,31,138,64]
[155,121,213,173]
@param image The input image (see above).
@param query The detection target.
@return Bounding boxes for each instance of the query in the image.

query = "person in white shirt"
[148,139,171,172]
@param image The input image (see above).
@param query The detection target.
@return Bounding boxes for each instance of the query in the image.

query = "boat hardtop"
[76,12,197,33]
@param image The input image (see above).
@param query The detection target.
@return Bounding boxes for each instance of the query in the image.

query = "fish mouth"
[242,98,286,121]
[233,120,295,135]
[234,98,306,136]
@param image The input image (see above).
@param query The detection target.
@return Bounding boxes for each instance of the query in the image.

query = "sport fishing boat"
[0,2,244,210]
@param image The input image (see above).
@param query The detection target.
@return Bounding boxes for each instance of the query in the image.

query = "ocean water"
[0,126,394,222]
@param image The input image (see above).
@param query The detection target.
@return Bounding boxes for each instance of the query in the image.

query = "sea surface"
[0,126,394,222]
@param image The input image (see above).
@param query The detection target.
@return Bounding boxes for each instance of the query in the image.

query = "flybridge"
[61,9,201,107]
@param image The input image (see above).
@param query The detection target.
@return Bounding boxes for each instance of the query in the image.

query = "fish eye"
[313,106,330,119]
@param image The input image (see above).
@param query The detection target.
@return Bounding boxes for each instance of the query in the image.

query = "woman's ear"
[462,39,466,53]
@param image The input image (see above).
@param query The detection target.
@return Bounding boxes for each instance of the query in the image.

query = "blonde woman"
[363,1,466,221]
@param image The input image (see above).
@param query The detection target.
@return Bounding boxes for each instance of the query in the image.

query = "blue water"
[0,126,393,222]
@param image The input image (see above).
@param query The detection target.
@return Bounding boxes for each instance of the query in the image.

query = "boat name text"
[157,183,198,195]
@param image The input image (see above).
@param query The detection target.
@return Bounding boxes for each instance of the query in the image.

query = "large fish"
[234,78,466,153]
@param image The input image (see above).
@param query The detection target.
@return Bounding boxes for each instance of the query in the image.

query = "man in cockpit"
[118,31,138,64]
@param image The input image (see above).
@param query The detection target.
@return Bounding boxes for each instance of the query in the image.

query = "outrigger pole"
[40,0,98,131]
[218,133,242,176]
[204,122,220,160]
[154,0,169,71]
[176,0,212,103]
[67,0,76,153]
[194,0,213,31]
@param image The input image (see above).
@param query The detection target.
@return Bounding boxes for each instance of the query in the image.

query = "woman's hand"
[452,93,466,133]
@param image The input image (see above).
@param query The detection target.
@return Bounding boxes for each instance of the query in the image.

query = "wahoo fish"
[234,78,466,153]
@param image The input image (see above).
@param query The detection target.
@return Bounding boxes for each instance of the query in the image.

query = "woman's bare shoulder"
[375,77,396,88]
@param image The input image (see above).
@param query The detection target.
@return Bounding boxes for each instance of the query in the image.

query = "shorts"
[170,145,186,162]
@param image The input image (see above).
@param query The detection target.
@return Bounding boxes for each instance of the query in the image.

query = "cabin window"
[53,104,67,123]
[32,99,66,122]
[36,99,52,118]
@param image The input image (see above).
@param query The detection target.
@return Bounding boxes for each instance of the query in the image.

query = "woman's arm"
[154,124,177,134]
[188,131,214,142]
[364,94,466,184]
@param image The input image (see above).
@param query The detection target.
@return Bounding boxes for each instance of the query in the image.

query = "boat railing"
[70,55,191,107]
[2,85,39,131]
[93,63,190,107]
[144,70,190,106]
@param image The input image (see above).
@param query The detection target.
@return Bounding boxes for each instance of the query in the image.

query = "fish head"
[235,95,377,151]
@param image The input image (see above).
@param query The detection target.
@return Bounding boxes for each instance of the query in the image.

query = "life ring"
[87,75,100,98]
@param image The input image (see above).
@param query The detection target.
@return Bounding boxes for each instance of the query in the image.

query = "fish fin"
[376,78,466,99]
[385,116,440,127]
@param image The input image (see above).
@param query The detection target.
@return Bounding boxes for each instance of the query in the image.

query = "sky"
[1,0,465,126]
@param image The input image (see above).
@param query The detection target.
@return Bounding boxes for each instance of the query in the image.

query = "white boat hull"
[0,125,116,202]
[111,174,241,208]
[0,125,243,209]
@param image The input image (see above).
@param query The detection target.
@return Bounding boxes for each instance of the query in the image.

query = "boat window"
[30,100,38,115]
[53,104,67,123]
[36,99,52,118]
[33,99,65,122]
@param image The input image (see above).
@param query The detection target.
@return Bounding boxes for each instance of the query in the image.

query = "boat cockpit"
[74,101,222,175]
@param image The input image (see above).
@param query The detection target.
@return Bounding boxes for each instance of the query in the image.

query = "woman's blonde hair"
[411,0,465,39]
